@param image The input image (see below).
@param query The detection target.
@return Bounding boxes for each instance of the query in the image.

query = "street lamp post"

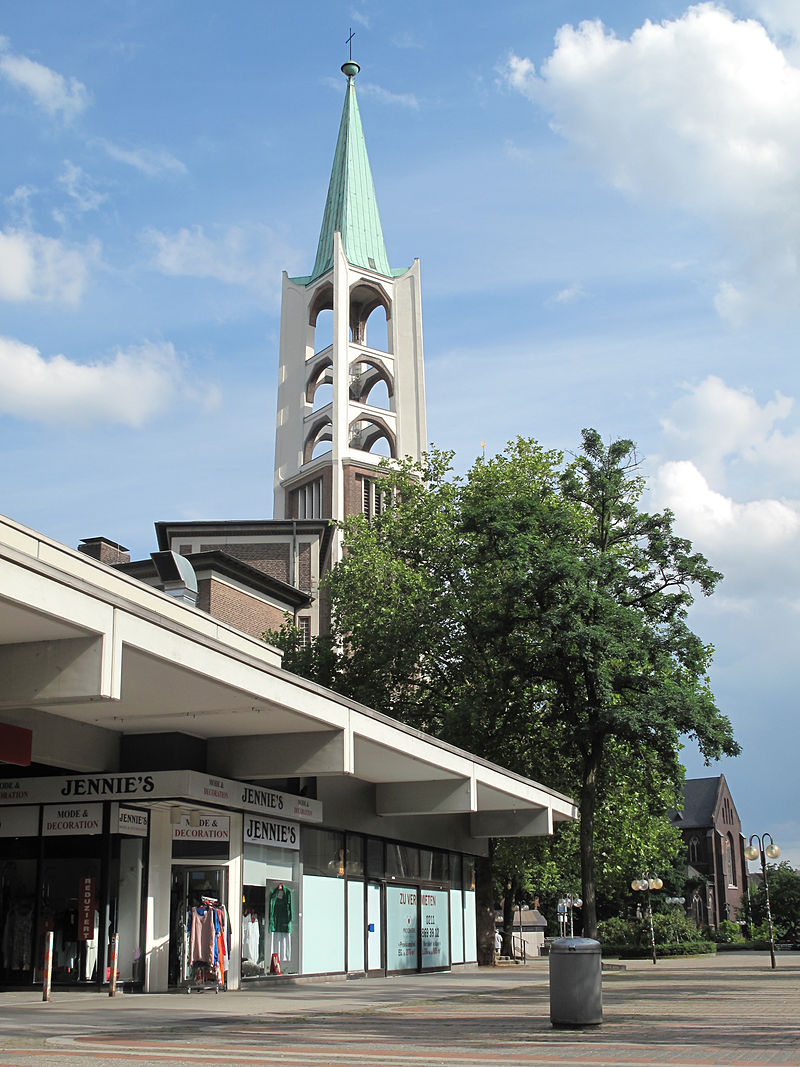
[557,895,582,938]
[631,876,663,965]
[744,833,781,969]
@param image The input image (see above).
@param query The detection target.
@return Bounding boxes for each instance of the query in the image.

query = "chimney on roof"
[78,537,131,566]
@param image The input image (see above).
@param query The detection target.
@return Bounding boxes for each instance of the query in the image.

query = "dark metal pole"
[647,886,657,965]
[761,844,777,970]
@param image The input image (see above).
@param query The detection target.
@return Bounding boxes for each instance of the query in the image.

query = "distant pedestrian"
[494,929,502,955]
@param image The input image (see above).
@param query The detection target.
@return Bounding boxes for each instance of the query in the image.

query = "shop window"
[39,836,104,985]
[303,827,346,877]
[420,849,449,883]
[301,826,346,973]
[112,835,145,986]
[302,872,345,973]
[450,853,464,891]
[345,834,365,878]
[386,843,419,880]
[366,837,384,879]
[462,856,477,963]
[0,843,38,984]
[242,843,299,978]
[462,856,476,892]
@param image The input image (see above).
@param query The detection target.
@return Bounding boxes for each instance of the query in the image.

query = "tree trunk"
[475,840,496,965]
[580,736,604,939]
[502,875,518,957]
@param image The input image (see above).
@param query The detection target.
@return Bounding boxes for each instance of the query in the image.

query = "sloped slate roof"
[670,776,722,829]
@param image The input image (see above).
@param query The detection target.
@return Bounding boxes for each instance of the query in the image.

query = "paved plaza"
[0,953,796,1066]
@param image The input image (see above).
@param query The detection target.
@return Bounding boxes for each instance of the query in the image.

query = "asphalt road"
[0,953,797,1066]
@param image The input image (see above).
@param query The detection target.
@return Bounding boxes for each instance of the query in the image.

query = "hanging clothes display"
[241,910,261,965]
[186,899,229,988]
[2,899,34,971]
[268,884,293,964]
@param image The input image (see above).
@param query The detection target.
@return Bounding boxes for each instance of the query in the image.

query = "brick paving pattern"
[0,955,796,1066]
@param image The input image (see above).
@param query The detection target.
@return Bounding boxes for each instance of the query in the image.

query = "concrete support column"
[144,808,172,992]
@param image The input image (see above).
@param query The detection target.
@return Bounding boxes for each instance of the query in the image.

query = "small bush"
[597,917,635,947]
[714,920,744,944]
[651,911,704,945]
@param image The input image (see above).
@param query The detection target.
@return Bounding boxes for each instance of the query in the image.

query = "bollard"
[42,930,54,1002]
[109,933,119,997]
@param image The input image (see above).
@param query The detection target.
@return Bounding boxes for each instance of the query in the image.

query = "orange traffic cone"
[270,952,281,975]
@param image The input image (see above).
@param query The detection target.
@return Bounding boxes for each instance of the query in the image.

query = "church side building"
[670,775,747,929]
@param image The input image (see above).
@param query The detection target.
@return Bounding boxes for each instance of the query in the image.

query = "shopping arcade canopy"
[0,514,575,837]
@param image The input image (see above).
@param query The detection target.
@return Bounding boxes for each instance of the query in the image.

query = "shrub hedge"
[606,941,716,959]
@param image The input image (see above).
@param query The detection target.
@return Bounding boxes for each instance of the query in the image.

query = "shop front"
[0,769,483,992]
[0,799,147,989]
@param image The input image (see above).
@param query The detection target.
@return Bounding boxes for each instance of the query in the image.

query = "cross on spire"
[346,28,355,60]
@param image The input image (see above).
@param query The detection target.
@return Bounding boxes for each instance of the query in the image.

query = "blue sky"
[2,1,800,873]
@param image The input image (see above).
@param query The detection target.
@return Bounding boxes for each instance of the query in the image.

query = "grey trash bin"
[548,936,602,1028]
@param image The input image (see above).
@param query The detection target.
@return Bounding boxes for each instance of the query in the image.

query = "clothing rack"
[182,900,229,994]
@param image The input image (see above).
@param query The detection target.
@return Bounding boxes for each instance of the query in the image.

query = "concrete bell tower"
[273,59,427,563]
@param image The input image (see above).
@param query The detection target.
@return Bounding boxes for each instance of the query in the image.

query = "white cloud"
[660,375,800,486]
[652,375,800,602]
[0,336,217,427]
[357,82,420,110]
[548,283,586,305]
[654,459,800,549]
[0,228,94,305]
[349,8,370,29]
[144,224,298,300]
[749,0,800,47]
[100,140,187,177]
[58,161,107,213]
[0,39,89,121]
[502,4,800,318]
[5,185,36,228]
[393,31,425,50]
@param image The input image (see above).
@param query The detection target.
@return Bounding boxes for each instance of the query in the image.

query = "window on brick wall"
[726,833,737,887]
[297,478,323,519]
[361,478,386,520]
[298,617,311,648]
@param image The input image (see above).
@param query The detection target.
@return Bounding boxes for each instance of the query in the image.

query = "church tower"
[273,59,427,563]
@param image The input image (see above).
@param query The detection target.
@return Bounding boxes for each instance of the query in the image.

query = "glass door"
[168,866,227,987]
[367,882,382,972]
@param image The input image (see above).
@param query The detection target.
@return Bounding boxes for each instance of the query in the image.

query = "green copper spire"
[310,63,391,281]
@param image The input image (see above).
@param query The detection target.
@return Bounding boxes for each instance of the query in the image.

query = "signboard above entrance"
[0,770,322,823]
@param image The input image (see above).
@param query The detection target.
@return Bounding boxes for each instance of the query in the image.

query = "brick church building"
[670,775,747,929]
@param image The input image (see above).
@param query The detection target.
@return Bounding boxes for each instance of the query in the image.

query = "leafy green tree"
[268,432,739,945]
[459,431,739,936]
[750,863,800,941]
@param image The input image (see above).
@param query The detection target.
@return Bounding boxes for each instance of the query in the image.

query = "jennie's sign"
[243,816,300,849]
[0,771,322,823]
